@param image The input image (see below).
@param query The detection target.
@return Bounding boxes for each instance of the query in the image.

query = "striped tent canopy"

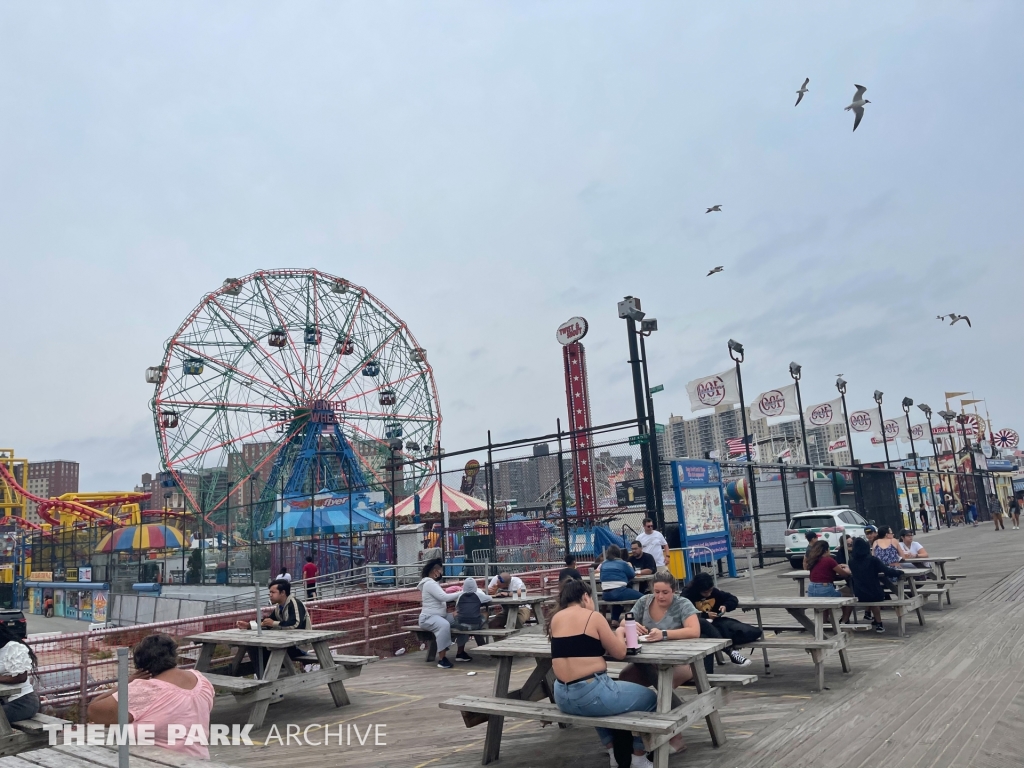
[386,481,487,519]
[95,524,188,552]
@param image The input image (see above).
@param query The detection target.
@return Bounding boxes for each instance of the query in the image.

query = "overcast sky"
[2,2,1022,491]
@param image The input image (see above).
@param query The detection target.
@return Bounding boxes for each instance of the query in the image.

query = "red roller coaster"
[0,461,153,530]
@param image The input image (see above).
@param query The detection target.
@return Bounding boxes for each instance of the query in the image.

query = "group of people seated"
[416,559,534,669]
[549,554,762,768]
[805,525,931,633]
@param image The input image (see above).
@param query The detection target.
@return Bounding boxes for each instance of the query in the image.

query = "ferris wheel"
[147,269,441,531]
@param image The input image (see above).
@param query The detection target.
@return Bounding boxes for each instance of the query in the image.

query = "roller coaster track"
[0,461,152,529]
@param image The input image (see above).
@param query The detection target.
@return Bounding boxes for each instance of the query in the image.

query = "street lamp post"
[938,410,961,520]
[956,414,982,518]
[902,397,920,534]
[618,297,657,525]
[789,362,817,507]
[918,404,942,528]
[388,439,403,567]
[836,376,862,515]
[729,339,764,567]
[638,318,665,527]
[873,390,891,468]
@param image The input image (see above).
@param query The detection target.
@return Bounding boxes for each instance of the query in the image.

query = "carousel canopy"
[387,480,487,519]
[262,491,386,538]
[95,524,187,552]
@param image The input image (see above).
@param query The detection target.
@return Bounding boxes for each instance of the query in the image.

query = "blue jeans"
[807,582,840,598]
[554,671,657,752]
[602,586,643,622]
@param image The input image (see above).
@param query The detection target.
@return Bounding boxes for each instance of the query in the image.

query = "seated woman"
[803,540,853,623]
[88,634,215,758]
[417,559,466,669]
[549,577,656,768]
[871,526,903,569]
[599,545,643,624]
[682,572,761,667]
[0,625,40,724]
[848,537,905,633]
[896,529,928,560]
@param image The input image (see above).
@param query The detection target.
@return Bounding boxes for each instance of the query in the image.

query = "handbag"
[711,615,762,646]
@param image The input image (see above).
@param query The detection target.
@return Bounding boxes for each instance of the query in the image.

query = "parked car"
[784,507,873,569]
[0,609,27,640]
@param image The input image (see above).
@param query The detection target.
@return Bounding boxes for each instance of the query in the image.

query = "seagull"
[844,85,870,131]
[795,78,809,106]
[707,266,724,276]
[948,314,972,327]
[936,314,947,321]
[706,205,722,213]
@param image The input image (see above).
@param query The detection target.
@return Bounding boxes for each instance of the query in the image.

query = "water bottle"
[624,612,640,655]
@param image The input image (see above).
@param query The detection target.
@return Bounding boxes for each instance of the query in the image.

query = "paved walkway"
[209,524,1024,768]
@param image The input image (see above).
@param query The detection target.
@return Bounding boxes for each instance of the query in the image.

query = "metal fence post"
[363,595,370,655]
[116,647,129,768]
[78,634,89,723]
[556,419,570,557]
[779,461,792,526]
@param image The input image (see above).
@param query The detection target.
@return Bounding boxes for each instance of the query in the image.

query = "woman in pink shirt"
[89,634,215,758]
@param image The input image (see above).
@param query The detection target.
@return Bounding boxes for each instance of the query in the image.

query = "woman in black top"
[549,578,656,768]
[848,537,904,633]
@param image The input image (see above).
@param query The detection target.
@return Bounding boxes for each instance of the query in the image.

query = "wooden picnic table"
[458,633,729,768]
[0,743,237,768]
[741,597,855,690]
[187,628,368,729]
[490,594,550,630]
[903,555,960,607]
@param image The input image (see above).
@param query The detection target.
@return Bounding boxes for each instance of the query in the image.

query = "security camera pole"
[618,297,658,526]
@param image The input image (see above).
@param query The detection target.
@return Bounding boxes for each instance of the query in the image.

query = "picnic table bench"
[441,633,729,768]
[187,628,375,729]
[903,556,961,608]
[741,597,854,691]
[0,683,71,757]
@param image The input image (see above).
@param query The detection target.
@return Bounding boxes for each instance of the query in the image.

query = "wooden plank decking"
[208,525,1024,768]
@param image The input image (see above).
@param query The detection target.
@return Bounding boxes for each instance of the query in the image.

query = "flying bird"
[948,314,972,327]
[844,84,870,131]
[936,314,947,321]
[706,205,722,213]
[795,78,809,106]
[707,266,724,276]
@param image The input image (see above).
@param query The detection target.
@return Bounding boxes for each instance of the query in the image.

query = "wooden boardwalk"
[209,525,1024,768]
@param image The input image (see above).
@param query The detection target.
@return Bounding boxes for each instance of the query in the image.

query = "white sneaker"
[606,748,616,768]
[630,755,654,768]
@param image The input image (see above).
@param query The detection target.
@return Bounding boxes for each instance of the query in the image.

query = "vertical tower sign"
[558,318,596,517]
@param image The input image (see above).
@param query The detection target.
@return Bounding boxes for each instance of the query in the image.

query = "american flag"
[726,436,749,456]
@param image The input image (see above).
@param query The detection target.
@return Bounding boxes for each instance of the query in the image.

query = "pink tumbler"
[624,612,640,655]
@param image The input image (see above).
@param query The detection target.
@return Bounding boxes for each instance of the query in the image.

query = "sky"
[2,2,1022,492]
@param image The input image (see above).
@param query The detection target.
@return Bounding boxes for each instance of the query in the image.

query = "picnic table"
[903,556,961,607]
[490,594,550,630]
[187,628,374,729]
[0,743,237,768]
[441,633,729,768]
[741,597,854,690]
[0,683,70,757]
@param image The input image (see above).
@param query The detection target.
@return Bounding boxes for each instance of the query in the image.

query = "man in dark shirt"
[236,579,312,663]
[558,554,583,585]
[627,541,656,593]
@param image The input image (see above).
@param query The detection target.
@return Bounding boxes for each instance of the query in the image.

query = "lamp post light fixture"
[728,339,764,567]
[917,404,941,529]
[248,471,260,584]
[901,397,921,533]
[789,361,817,507]
[618,296,659,526]
[873,390,892,468]
[388,439,404,566]
[938,409,961,514]
[835,375,862,514]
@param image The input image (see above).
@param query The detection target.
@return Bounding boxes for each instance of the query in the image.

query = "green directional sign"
[654,423,666,435]
[628,433,651,446]
[648,384,664,395]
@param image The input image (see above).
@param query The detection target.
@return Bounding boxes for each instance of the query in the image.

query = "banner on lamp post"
[882,418,903,441]
[686,368,741,412]
[828,437,849,454]
[900,423,928,443]
[750,384,799,420]
[848,409,880,434]
[805,397,843,427]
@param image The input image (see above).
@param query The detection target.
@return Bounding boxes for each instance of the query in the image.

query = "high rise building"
[667,407,765,461]
[25,460,79,523]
